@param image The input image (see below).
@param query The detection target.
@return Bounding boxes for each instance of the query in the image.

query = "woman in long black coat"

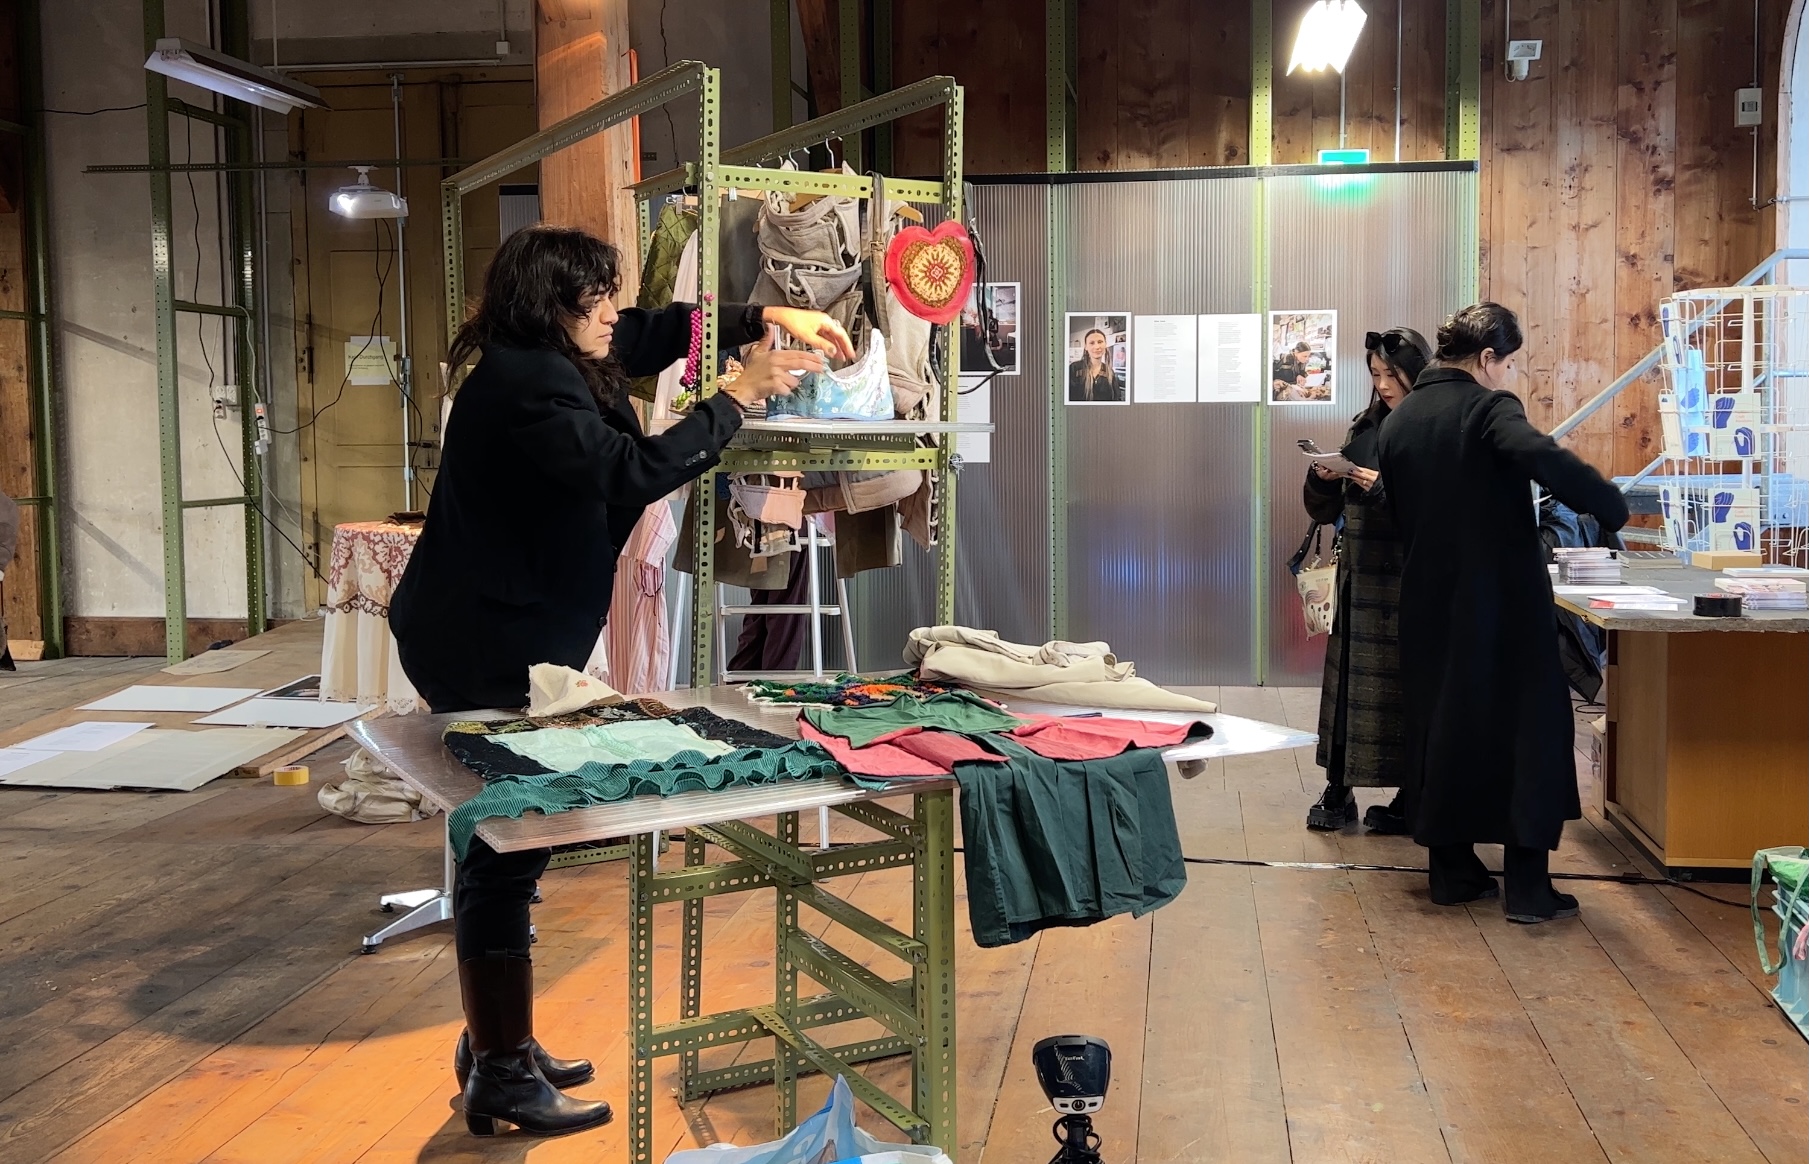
[1376,303,1629,923]
[389,226,851,1137]
[1302,326,1431,832]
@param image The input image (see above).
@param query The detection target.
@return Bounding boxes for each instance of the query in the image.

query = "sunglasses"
[1364,331,1409,354]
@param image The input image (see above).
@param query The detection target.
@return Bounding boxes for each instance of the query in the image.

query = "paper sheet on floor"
[194,698,365,728]
[16,721,155,752]
[80,685,262,713]
[161,649,270,676]
[0,749,58,778]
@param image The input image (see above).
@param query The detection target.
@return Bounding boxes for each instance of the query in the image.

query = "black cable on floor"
[948,846,1751,908]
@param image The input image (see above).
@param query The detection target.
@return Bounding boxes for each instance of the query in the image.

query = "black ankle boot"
[458,955,613,1137]
[1306,783,1358,830]
[1426,844,1499,905]
[454,1028,593,1090]
[1503,846,1579,924]
[1362,790,1411,835]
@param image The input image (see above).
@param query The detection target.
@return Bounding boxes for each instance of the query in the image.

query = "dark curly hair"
[446,225,629,406]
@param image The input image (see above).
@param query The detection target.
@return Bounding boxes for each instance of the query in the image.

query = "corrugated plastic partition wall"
[1263,169,1478,684]
[843,166,1476,685]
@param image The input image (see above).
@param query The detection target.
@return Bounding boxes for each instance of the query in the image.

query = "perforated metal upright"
[142,0,267,663]
[439,68,964,1161]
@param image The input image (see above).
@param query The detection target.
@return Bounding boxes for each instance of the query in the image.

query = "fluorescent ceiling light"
[144,37,325,114]
[1288,0,1368,74]
[330,167,409,219]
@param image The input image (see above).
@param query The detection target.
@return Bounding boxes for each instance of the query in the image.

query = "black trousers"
[414,674,554,962]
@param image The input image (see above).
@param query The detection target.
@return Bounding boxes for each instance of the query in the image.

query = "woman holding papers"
[1301,326,1429,832]
[1378,303,1628,923]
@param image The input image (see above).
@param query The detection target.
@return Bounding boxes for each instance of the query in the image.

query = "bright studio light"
[1288,0,1368,74]
[143,38,324,114]
[331,167,409,219]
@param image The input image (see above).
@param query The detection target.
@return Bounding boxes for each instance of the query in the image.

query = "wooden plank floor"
[0,670,1800,1162]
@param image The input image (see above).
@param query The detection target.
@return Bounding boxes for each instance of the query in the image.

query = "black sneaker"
[1306,785,1358,830]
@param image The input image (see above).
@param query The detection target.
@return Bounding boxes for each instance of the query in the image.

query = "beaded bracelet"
[681,292,712,390]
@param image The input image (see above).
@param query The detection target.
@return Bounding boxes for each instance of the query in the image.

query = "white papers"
[0,749,57,778]
[19,721,156,752]
[80,686,263,713]
[195,699,365,728]
[956,377,992,464]
[163,649,270,676]
[345,336,398,384]
[1301,449,1357,475]
[1552,584,1665,597]
[1132,315,1198,404]
[0,728,306,791]
[1198,314,1263,403]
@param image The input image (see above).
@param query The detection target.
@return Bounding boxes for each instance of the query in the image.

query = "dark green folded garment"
[954,737,1186,948]
[446,741,844,859]
[804,691,1019,748]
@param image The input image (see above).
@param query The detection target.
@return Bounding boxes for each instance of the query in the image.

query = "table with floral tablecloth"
[321,520,422,714]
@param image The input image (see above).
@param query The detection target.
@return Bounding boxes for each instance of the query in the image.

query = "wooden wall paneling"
[1402,0,1446,160]
[1076,0,1120,169]
[1490,0,1560,429]
[1611,0,1677,480]
[1115,0,1189,169]
[965,0,1042,174]
[1674,0,1738,294]
[797,0,842,114]
[536,0,638,299]
[0,0,35,646]
[1188,0,1251,166]
[1271,0,1334,163]
[887,0,938,174]
[1538,0,1620,471]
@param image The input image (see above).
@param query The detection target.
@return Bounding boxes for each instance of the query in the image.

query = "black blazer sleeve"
[612,302,765,378]
[1303,469,1345,525]
[507,368,743,509]
[1481,392,1630,532]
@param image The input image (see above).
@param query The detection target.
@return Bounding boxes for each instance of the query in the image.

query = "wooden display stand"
[1566,566,1809,878]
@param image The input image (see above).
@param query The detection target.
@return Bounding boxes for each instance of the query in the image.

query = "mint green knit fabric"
[494,719,734,772]
[448,741,843,859]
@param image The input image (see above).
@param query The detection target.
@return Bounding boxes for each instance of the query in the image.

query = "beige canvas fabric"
[903,625,1218,713]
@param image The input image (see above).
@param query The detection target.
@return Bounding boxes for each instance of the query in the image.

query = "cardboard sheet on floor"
[80,685,263,713]
[194,698,365,728]
[161,649,271,676]
[0,728,306,790]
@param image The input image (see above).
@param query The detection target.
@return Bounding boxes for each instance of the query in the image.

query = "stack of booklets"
[1553,547,1622,585]
[1715,577,1809,610]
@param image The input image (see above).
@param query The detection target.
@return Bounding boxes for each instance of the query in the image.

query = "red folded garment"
[1006,715,1205,761]
[798,720,1002,778]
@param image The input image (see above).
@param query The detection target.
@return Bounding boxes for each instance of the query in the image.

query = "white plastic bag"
[663,1076,951,1164]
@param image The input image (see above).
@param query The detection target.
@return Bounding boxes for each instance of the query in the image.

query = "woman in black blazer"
[390,225,850,1139]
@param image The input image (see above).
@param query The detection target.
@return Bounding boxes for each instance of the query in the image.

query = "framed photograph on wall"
[1065,312,1131,405]
[960,283,1020,376]
[1268,310,1337,405]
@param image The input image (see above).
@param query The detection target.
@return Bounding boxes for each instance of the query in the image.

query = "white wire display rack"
[1653,285,1809,568]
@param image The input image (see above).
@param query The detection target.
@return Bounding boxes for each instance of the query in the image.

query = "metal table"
[350,687,960,1162]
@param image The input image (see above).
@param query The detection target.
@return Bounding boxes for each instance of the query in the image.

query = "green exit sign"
[1317,148,1371,165]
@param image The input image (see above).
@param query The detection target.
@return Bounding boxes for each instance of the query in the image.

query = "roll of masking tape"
[272,764,310,786]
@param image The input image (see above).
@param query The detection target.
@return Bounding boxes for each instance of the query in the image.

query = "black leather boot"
[1306,783,1358,830]
[459,955,613,1137]
[1426,844,1499,905]
[1503,846,1579,924]
[454,1028,593,1090]
[1362,790,1410,835]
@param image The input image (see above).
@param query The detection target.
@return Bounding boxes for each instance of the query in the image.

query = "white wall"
[43,0,250,622]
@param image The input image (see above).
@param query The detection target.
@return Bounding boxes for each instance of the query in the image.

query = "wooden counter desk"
[1553,563,1809,877]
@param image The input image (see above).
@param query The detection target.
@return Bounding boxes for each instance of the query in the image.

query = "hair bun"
[1434,302,1523,363]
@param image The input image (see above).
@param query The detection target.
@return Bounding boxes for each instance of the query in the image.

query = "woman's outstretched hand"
[762,306,857,361]
[723,333,826,408]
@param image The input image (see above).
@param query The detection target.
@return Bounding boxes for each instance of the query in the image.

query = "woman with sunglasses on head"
[1301,326,1430,833]
[389,225,852,1139]
[1376,303,1627,923]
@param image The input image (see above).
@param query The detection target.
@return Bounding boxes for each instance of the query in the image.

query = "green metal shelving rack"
[142,0,267,663]
[438,62,966,1162]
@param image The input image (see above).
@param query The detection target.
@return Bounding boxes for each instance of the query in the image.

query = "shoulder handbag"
[1288,522,1340,637]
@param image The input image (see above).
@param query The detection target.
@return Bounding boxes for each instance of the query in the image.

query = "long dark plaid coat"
[1303,410,1404,789]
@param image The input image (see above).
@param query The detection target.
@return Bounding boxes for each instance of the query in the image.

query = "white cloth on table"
[319,521,422,715]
